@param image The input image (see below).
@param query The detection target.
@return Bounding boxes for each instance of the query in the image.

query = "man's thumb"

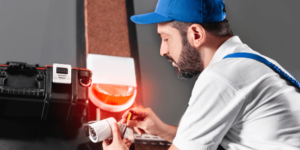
[127,119,143,128]
[111,122,121,141]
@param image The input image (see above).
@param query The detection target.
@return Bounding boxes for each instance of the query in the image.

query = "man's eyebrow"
[157,32,169,37]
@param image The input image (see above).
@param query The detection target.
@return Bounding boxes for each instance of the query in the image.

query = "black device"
[0,62,92,122]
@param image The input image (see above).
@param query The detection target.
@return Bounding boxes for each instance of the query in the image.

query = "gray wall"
[0,1,82,149]
[133,0,300,125]
[0,0,76,67]
[0,0,299,132]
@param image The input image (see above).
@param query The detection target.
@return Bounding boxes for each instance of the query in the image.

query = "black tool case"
[0,62,92,122]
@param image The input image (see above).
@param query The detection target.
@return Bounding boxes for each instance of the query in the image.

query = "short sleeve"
[173,70,245,150]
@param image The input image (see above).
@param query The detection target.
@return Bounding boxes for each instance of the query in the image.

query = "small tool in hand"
[122,112,133,137]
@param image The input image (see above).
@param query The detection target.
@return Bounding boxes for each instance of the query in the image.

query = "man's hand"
[169,144,180,150]
[102,122,132,150]
[121,107,178,142]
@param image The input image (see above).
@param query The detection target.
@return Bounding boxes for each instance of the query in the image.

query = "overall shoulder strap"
[223,52,300,90]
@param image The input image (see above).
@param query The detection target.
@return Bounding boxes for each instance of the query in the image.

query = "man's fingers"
[123,138,132,148]
[111,122,121,141]
[102,139,110,147]
[134,127,145,136]
[122,110,131,119]
[126,142,131,148]
[122,107,149,120]
[127,119,144,128]
[123,138,129,142]
[122,108,136,119]
[120,118,126,124]
[130,107,149,118]
[132,115,146,120]
[123,138,130,144]
[134,127,142,135]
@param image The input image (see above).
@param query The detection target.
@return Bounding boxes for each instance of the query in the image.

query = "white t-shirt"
[173,36,300,150]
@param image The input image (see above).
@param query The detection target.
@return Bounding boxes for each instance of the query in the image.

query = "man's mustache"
[163,54,175,63]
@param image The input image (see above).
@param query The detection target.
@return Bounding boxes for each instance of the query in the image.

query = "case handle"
[6,62,38,74]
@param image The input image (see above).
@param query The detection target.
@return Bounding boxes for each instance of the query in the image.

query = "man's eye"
[164,39,168,42]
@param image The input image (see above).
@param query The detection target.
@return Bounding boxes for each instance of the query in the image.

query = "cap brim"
[130,12,173,24]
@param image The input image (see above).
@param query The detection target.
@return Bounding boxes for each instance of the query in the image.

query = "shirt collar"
[207,36,244,68]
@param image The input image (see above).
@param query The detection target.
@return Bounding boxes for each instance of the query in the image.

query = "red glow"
[92,83,136,105]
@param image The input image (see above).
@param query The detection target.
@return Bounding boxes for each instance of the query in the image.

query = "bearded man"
[103,0,300,150]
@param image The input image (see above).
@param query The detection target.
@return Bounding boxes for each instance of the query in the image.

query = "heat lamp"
[87,54,137,112]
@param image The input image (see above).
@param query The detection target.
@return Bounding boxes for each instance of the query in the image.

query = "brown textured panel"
[85,0,134,122]
[85,0,131,57]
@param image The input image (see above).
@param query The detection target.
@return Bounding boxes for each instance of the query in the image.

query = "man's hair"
[170,19,234,38]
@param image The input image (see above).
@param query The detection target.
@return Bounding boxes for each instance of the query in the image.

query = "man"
[103,0,300,149]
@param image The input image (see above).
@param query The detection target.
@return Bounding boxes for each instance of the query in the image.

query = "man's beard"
[164,35,203,80]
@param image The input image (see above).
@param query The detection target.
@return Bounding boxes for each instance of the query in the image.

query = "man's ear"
[187,24,206,48]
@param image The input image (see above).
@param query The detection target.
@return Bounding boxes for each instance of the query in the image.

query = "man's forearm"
[159,124,178,143]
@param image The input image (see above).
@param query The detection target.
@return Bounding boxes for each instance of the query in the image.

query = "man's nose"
[160,43,168,56]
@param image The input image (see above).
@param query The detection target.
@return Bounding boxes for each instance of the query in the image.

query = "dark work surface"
[0,101,167,150]
[0,101,105,150]
[134,144,170,150]
[0,119,92,150]
[0,119,170,150]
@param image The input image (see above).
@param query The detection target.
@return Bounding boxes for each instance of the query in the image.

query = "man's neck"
[199,34,233,69]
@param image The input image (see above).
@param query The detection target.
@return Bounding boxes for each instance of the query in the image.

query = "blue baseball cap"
[131,0,226,24]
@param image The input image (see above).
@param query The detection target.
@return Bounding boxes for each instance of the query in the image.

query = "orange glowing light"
[91,83,136,105]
